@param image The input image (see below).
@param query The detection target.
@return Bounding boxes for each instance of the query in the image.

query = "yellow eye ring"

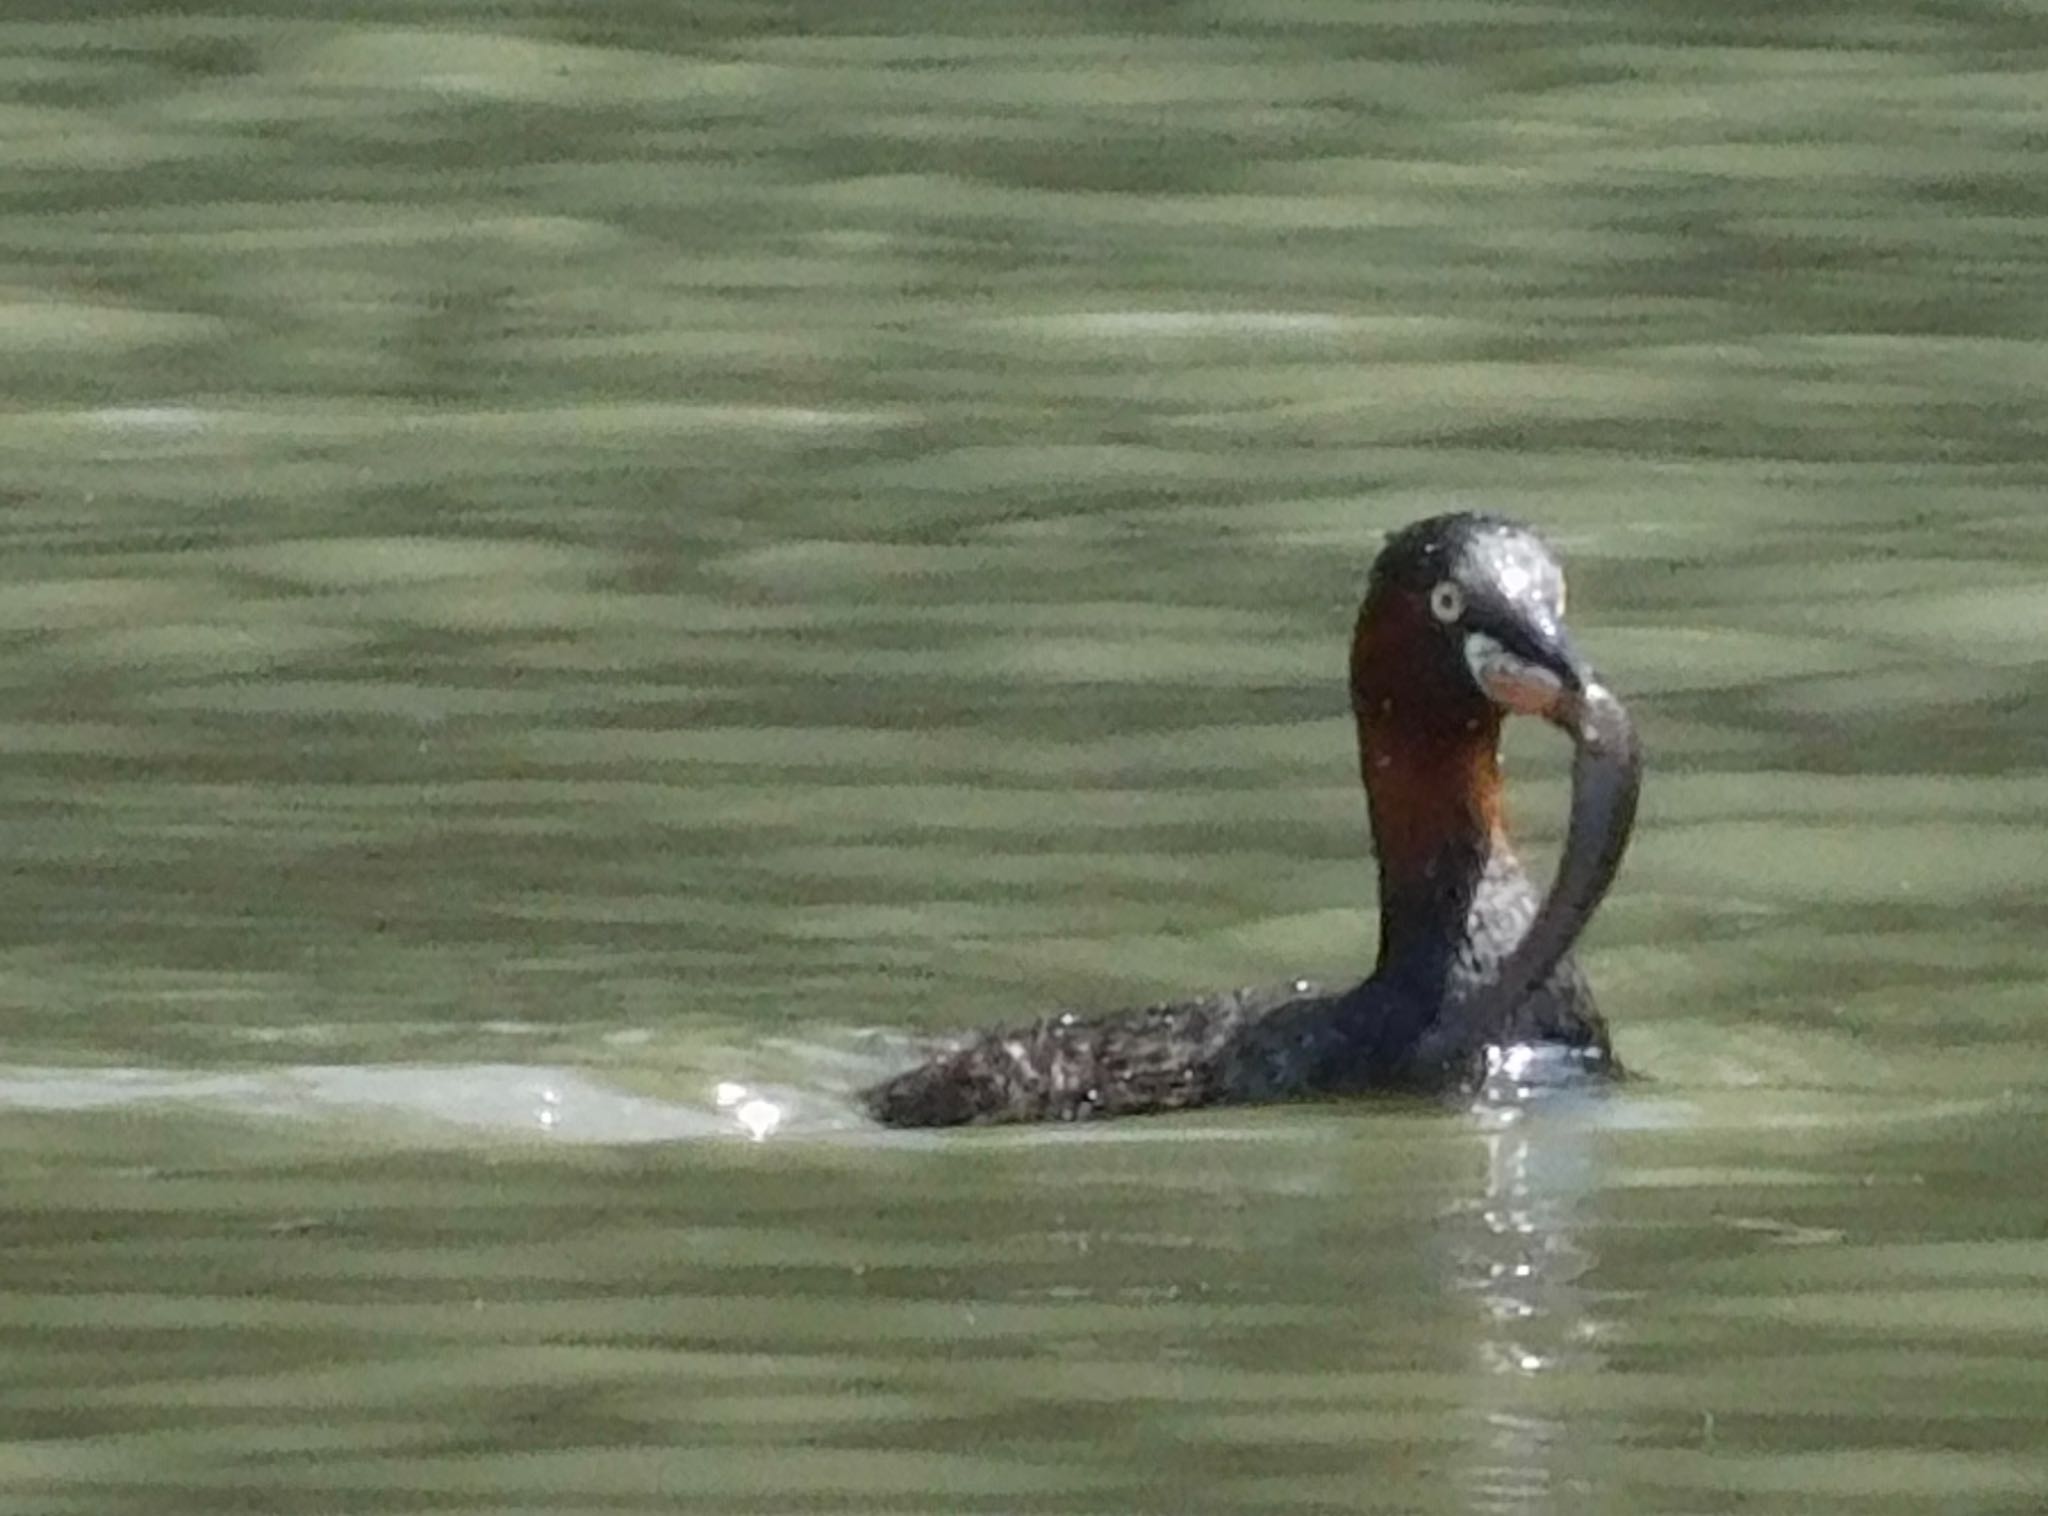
[1428,581,1464,623]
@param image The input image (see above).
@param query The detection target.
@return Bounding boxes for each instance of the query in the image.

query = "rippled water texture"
[3,4,2047,1512]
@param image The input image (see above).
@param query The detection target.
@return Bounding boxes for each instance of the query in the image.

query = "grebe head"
[1358,512,1590,733]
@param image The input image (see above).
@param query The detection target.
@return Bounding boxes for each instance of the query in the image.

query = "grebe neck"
[1357,701,1510,985]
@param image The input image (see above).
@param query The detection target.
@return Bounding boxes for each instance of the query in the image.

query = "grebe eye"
[1428,581,1464,624]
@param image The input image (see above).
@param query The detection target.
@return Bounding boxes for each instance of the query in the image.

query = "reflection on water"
[1446,1061,1608,1515]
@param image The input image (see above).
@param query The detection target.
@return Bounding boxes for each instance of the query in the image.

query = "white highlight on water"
[0,1063,788,1144]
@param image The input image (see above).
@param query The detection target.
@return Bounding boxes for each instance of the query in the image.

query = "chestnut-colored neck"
[1351,597,1508,981]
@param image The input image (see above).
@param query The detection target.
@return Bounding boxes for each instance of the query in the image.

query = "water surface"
[4,3,2048,1512]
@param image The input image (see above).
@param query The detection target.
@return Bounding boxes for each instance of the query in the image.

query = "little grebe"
[865,513,1640,1127]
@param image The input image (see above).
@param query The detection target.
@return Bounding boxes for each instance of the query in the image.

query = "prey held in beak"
[1406,677,1641,1077]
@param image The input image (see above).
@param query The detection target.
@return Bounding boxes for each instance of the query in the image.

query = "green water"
[3,3,2048,1511]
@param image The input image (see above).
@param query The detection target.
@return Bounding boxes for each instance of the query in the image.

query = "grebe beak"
[1461,610,1588,728]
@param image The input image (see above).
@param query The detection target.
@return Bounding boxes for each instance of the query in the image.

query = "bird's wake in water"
[0,1061,836,1144]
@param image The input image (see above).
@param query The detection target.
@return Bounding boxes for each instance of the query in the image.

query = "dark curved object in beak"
[1543,682,1641,980]
[1407,681,1641,1076]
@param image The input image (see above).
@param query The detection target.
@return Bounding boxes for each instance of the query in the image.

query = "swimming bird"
[864,512,1640,1127]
